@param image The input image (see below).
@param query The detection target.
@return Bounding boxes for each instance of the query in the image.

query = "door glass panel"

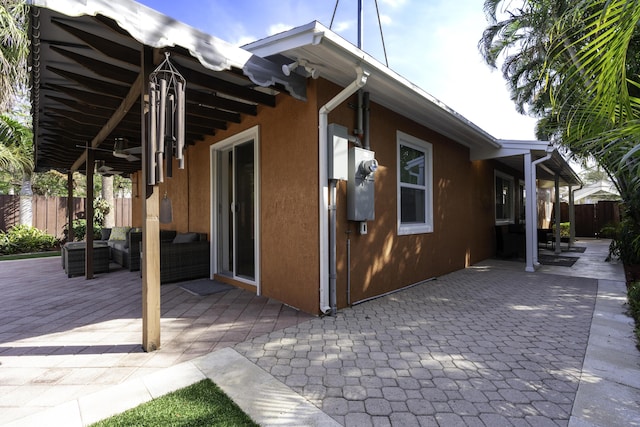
[217,150,233,275]
[234,141,255,279]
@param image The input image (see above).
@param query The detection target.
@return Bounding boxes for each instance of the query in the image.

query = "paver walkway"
[235,268,598,426]
[1,238,639,426]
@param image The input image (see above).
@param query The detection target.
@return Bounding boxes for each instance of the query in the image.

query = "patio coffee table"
[62,241,110,277]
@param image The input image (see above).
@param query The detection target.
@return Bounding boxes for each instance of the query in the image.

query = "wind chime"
[148,52,186,186]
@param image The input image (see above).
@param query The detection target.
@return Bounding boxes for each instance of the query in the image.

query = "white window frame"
[397,131,433,235]
[495,170,515,225]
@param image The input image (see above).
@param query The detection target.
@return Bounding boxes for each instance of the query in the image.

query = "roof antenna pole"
[358,0,363,49]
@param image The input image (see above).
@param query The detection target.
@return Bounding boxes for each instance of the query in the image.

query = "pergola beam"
[70,73,143,172]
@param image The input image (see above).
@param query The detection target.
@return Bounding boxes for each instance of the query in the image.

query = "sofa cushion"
[110,240,128,252]
[109,226,130,241]
[160,230,177,242]
[124,227,142,249]
[100,228,112,240]
[172,232,199,244]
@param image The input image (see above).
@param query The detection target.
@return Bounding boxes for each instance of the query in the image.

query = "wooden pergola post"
[141,46,161,352]
[66,172,74,242]
[85,142,94,279]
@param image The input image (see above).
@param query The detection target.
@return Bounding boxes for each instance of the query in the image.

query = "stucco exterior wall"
[192,82,320,314]
[317,79,497,307]
[132,77,499,315]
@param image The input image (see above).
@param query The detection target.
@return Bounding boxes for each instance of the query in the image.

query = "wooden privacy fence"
[574,200,620,237]
[0,195,131,239]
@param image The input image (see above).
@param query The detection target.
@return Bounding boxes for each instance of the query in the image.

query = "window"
[495,171,515,224]
[397,131,433,235]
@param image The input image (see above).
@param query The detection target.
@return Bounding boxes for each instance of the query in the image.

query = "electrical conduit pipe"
[318,67,370,315]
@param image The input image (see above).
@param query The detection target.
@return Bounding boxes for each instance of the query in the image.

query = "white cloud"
[234,35,257,47]
[268,23,294,36]
[379,14,392,26]
[332,20,352,33]
[380,0,407,8]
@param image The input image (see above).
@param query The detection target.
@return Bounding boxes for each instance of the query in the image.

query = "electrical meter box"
[327,123,349,180]
[348,147,377,221]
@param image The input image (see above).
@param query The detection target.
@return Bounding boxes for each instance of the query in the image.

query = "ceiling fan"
[96,160,123,176]
[113,137,141,162]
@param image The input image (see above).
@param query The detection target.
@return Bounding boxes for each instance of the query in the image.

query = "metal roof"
[28,0,306,175]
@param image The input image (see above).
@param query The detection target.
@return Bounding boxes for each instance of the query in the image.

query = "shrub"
[64,219,102,242]
[552,222,571,238]
[628,281,640,349]
[0,225,59,255]
[605,216,640,266]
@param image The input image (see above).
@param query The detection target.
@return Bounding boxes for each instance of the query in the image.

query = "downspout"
[319,67,369,315]
[525,149,553,272]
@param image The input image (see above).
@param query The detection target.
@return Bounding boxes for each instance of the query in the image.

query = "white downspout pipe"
[525,149,553,272]
[318,67,369,315]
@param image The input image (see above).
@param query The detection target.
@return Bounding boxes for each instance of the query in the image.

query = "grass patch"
[89,379,258,427]
[0,251,61,261]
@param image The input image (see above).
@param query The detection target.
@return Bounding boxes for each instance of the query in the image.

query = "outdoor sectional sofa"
[102,227,210,283]
[100,226,142,271]
[148,230,211,284]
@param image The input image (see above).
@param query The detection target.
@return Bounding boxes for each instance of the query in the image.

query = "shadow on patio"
[0,256,312,424]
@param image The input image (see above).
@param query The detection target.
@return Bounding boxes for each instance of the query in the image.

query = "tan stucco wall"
[132,82,322,314]
[132,77,499,314]
[317,80,497,306]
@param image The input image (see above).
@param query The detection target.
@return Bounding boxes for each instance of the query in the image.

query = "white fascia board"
[497,139,552,151]
[470,147,532,161]
[243,21,326,55]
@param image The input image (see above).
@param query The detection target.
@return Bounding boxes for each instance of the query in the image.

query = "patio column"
[524,152,535,272]
[554,175,562,254]
[141,46,161,352]
[85,143,94,279]
[67,172,74,242]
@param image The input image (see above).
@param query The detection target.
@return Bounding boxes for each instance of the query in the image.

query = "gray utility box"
[327,123,349,181]
[348,147,377,221]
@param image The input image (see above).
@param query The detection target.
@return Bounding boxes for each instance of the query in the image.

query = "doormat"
[563,246,587,253]
[538,254,579,267]
[179,279,235,296]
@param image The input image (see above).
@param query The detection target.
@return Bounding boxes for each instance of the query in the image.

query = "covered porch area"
[472,140,583,272]
[28,0,307,351]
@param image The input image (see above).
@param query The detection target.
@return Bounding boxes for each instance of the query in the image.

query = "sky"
[137,0,539,141]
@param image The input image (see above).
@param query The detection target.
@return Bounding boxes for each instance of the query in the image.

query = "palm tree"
[0,0,29,113]
[0,114,33,225]
[481,0,640,262]
[479,0,576,118]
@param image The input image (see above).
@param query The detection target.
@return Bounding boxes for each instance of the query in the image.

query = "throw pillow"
[109,226,130,241]
[100,228,112,240]
[172,232,198,244]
